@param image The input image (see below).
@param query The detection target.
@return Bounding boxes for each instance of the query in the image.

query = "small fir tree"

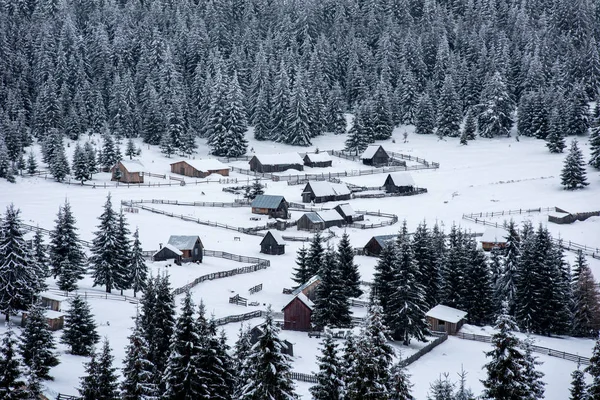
[586,336,600,398]
[415,93,436,135]
[520,336,545,399]
[79,338,119,400]
[84,142,98,179]
[50,139,70,182]
[427,374,455,400]
[546,109,567,153]
[249,178,264,200]
[310,333,343,400]
[337,232,362,298]
[0,328,28,399]
[89,193,121,293]
[569,363,588,400]
[121,316,158,400]
[306,231,325,278]
[589,123,600,169]
[345,103,371,154]
[129,227,148,297]
[26,151,37,174]
[389,362,414,400]
[125,138,137,160]
[312,249,352,329]
[561,140,589,190]
[72,142,89,183]
[19,302,60,380]
[292,245,310,287]
[233,325,253,398]
[61,295,100,356]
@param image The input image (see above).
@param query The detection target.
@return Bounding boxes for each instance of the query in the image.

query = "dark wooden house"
[383,172,416,193]
[301,181,351,203]
[425,304,467,335]
[297,212,325,231]
[170,159,230,178]
[282,293,314,331]
[249,153,304,173]
[250,323,294,355]
[303,152,333,168]
[361,145,390,166]
[292,275,321,301]
[363,234,398,256]
[260,230,286,255]
[167,235,204,262]
[251,195,289,219]
[111,160,144,183]
[480,227,508,251]
[334,203,364,223]
[152,244,183,265]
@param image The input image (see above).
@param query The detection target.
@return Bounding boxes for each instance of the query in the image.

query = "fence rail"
[45,288,140,304]
[398,333,449,367]
[21,223,93,248]
[290,372,319,384]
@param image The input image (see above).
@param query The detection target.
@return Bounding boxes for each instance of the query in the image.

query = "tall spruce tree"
[306,232,325,278]
[32,229,49,279]
[477,72,514,138]
[89,194,121,293]
[462,237,494,325]
[312,248,352,329]
[282,71,312,146]
[129,227,148,297]
[114,210,132,294]
[561,139,589,190]
[437,76,462,137]
[389,362,414,400]
[572,259,600,337]
[19,302,60,381]
[212,71,248,157]
[415,93,436,135]
[569,364,588,400]
[84,142,98,180]
[590,122,600,169]
[26,151,37,175]
[292,245,310,286]
[546,108,567,153]
[148,274,176,391]
[72,142,89,183]
[520,337,546,399]
[79,338,119,400]
[121,316,158,400]
[412,221,438,308]
[588,337,600,398]
[337,232,362,298]
[310,333,343,400]
[345,105,371,154]
[61,295,100,356]
[50,138,70,182]
[233,325,252,398]
[372,242,397,318]
[0,328,27,399]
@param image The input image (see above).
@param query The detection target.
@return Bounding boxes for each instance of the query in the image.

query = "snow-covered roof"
[296,292,314,310]
[262,230,285,245]
[361,145,387,160]
[304,152,332,162]
[300,212,324,224]
[426,304,467,324]
[39,292,65,302]
[44,310,65,319]
[292,275,321,296]
[168,235,201,250]
[318,209,345,222]
[154,243,183,257]
[174,159,229,172]
[306,181,351,197]
[386,172,415,187]
[480,227,508,243]
[370,235,397,248]
[251,195,286,209]
[253,153,304,166]
[118,159,144,172]
[335,203,356,217]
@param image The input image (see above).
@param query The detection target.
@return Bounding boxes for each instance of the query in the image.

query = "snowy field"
[1,125,599,398]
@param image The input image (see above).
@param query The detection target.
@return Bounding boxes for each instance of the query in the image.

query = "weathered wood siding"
[283,297,312,331]
[170,161,230,178]
[111,162,144,183]
[249,156,304,173]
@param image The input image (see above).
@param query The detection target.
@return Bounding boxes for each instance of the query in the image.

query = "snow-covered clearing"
[1,126,599,398]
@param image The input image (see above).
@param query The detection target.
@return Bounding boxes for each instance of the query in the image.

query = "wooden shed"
[383,172,416,194]
[152,244,183,265]
[282,293,314,331]
[260,230,286,255]
[292,275,321,301]
[167,235,203,262]
[363,234,398,256]
[249,153,304,173]
[317,210,346,229]
[40,292,64,312]
[361,145,389,166]
[250,323,294,356]
[297,212,325,231]
[334,203,364,223]
[111,160,144,183]
[425,304,467,335]
[21,309,65,331]
[251,195,289,219]
[301,181,351,203]
[170,159,230,178]
[303,152,333,168]
[479,227,508,251]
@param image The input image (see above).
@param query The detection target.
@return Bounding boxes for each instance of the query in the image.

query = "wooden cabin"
[292,275,321,301]
[250,323,294,356]
[303,152,333,168]
[282,293,314,331]
[21,309,65,331]
[301,181,351,203]
[152,244,183,265]
[249,153,304,173]
[251,195,289,219]
[383,172,416,194]
[363,234,398,256]
[361,145,389,166]
[167,235,204,262]
[425,304,467,335]
[317,210,346,229]
[297,212,325,231]
[260,230,286,255]
[170,159,230,178]
[334,203,364,223]
[480,227,508,251]
[111,160,144,183]
[40,292,64,312]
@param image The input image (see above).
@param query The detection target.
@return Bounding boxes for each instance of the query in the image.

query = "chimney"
[159,243,163,249]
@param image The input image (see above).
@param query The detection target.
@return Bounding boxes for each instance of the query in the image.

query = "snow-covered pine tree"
[253,87,271,140]
[312,248,352,329]
[0,327,27,399]
[372,242,397,318]
[565,83,589,137]
[90,194,121,293]
[345,104,370,155]
[561,139,589,190]
[239,307,298,400]
[426,374,455,400]
[159,130,175,157]
[530,90,550,139]
[569,363,588,400]
[477,72,515,138]
[587,337,600,398]
[129,227,148,297]
[114,209,132,294]
[572,250,589,284]
[589,120,600,169]
[233,325,252,398]
[121,315,158,400]
[249,178,264,200]
[412,221,438,309]
[78,352,100,399]
[217,71,248,157]
[282,70,312,146]
[437,75,462,137]
[572,258,600,337]
[125,138,136,160]
[61,294,100,356]
[370,78,394,140]
[149,274,176,391]
[72,142,89,183]
[25,353,43,399]
[462,236,494,325]
[292,245,309,287]
[327,83,347,135]
[455,367,476,400]
[26,151,37,174]
[0,204,39,322]
[415,93,436,135]
[400,70,419,124]
[389,362,414,400]
[50,137,70,182]
[84,142,98,180]
[498,220,519,316]
[440,224,467,309]
[270,61,291,142]
[463,108,477,141]
[19,302,60,380]
[32,229,49,279]
[310,332,343,400]
[546,108,567,153]
[79,338,119,400]
[520,336,545,399]
[100,134,120,171]
[337,232,362,298]
[306,231,325,278]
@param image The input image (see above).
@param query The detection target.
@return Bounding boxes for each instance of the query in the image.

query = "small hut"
[303,152,333,168]
[260,230,286,255]
[297,212,325,231]
[21,309,65,331]
[425,304,467,335]
[361,145,389,166]
[251,195,289,219]
[170,159,230,178]
[282,293,314,331]
[317,210,346,229]
[249,153,304,173]
[383,172,416,194]
[363,234,398,256]
[40,292,64,312]
[480,227,508,251]
[292,275,321,301]
[301,181,351,203]
[152,244,183,265]
[167,235,204,262]
[334,203,364,223]
[111,160,144,183]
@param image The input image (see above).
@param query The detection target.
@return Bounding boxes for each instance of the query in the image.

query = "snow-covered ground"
[1,125,599,398]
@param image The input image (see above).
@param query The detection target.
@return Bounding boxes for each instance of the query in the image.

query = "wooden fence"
[172,263,269,296]
[229,294,248,307]
[56,394,79,400]
[45,288,140,304]
[290,372,319,384]
[21,223,93,248]
[398,333,449,367]
[352,187,428,199]
[249,283,263,294]
[213,310,285,326]
[37,173,232,188]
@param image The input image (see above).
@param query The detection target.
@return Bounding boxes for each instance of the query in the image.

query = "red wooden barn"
[282,293,314,331]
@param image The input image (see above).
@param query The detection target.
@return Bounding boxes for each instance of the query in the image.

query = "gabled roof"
[361,145,388,160]
[300,212,324,224]
[335,203,356,218]
[167,235,201,250]
[173,159,229,172]
[368,234,398,248]
[304,152,332,162]
[318,209,345,222]
[252,153,304,166]
[261,230,285,245]
[154,243,183,257]
[426,304,467,324]
[39,291,65,302]
[117,159,144,172]
[386,172,415,187]
[251,195,286,209]
[305,181,351,197]
[480,227,508,243]
[292,275,321,296]
[283,292,314,311]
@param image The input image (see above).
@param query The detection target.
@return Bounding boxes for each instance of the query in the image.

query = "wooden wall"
[283,298,312,331]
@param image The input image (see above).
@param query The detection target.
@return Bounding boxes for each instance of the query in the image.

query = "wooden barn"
[21,309,65,331]
[282,292,314,331]
[170,159,230,178]
[361,145,389,166]
[426,304,467,335]
[363,234,398,256]
[40,292,64,312]
[167,235,204,262]
[301,181,351,203]
[480,227,508,251]
[297,212,325,231]
[111,160,144,183]
[152,244,183,265]
[334,203,364,223]
[251,195,289,219]
[303,152,333,168]
[317,210,346,229]
[249,153,304,173]
[383,172,416,193]
[260,230,286,255]
[292,275,321,301]
[250,323,294,356]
